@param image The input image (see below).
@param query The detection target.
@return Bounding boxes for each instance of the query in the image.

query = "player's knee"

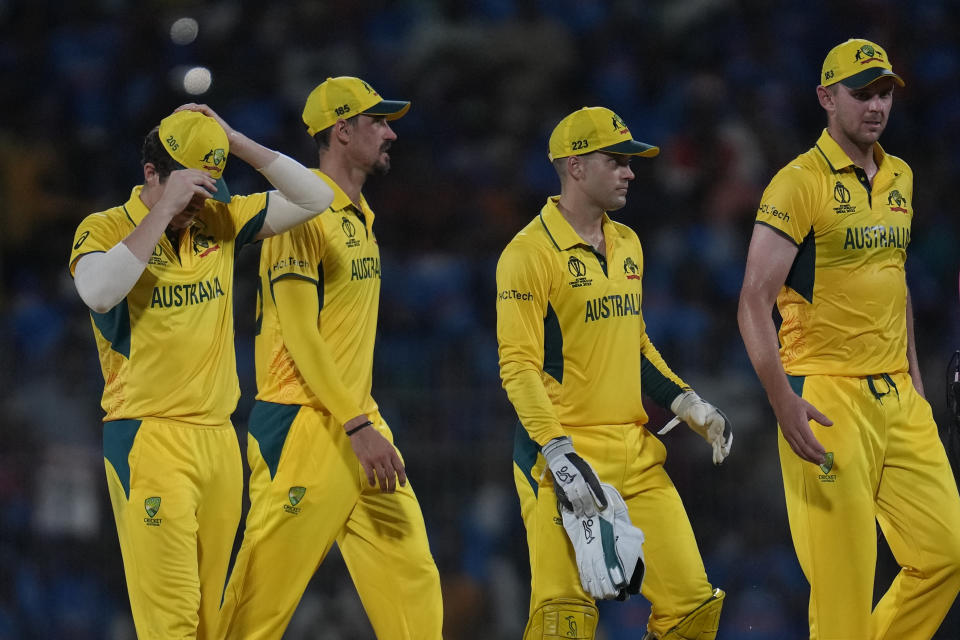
[524,599,598,640]
[645,588,725,640]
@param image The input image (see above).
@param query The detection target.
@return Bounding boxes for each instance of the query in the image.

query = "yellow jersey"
[497,197,687,446]
[254,171,379,422]
[69,186,268,424]
[756,129,912,376]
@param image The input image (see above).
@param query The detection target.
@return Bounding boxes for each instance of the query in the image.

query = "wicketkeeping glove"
[542,436,607,518]
[560,483,645,601]
[660,390,733,464]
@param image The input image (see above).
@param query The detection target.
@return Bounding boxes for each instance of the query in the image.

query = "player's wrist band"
[346,420,373,436]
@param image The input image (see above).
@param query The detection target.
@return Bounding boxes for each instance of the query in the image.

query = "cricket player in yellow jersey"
[739,39,960,639]
[68,104,334,639]
[219,77,442,639]
[497,106,733,640]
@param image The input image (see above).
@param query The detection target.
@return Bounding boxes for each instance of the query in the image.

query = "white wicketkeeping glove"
[543,436,607,518]
[560,483,645,601]
[660,390,733,464]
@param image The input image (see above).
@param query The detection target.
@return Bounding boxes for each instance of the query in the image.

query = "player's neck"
[319,159,367,208]
[556,196,605,253]
[828,126,879,180]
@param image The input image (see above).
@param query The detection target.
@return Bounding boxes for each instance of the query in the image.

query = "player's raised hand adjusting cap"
[548,106,659,161]
[303,76,410,136]
[158,110,231,202]
[821,38,904,90]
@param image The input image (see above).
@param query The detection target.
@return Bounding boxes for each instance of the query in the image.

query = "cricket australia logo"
[818,452,836,483]
[611,112,629,135]
[342,216,361,248]
[854,44,883,64]
[284,486,306,515]
[567,256,592,288]
[623,256,640,280]
[887,190,908,214]
[192,232,220,257]
[201,148,226,176]
[144,497,162,526]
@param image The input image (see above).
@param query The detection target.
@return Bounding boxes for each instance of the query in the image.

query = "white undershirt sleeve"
[73,242,147,313]
[258,153,334,236]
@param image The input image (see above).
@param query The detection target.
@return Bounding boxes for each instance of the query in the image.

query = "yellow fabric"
[219,407,442,640]
[524,600,598,639]
[254,170,379,424]
[661,588,724,639]
[548,106,658,160]
[755,130,912,377]
[104,419,242,639]
[497,197,687,446]
[68,186,267,424]
[515,423,714,637]
[302,76,410,136]
[779,373,960,639]
[820,39,903,88]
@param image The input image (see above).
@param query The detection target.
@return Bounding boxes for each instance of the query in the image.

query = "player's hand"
[174,103,235,137]
[345,416,406,493]
[155,169,218,216]
[771,391,833,465]
[668,391,733,464]
[542,436,607,518]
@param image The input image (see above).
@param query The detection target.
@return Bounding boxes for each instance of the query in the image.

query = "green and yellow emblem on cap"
[158,110,231,203]
[821,38,904,90]
[548,106,659,161]
[302,76,411,136]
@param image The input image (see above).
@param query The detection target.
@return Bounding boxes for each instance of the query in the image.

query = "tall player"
[68,104,334,639]
[218,76,443,639]
[739,38,960,638]
[496,106,732,640]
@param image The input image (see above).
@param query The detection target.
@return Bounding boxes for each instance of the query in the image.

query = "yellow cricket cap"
[821,38,904,89]
[158,110,231,203]
[548,106,659,161]
[302,76,410,136]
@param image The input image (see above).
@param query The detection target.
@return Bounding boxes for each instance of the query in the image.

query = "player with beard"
[219,77,442,640]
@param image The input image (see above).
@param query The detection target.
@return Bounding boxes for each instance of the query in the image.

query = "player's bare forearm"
[739,224,831,463]
[125,169,217,261]
[175,103,278,169]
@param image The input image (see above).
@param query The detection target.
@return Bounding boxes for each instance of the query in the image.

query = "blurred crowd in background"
[2,0,960,638]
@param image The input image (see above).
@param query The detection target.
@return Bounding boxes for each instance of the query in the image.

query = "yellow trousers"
[103,418,243,639]
[219,402,442,639]
[780,373,960,639]
[514,422,715,638]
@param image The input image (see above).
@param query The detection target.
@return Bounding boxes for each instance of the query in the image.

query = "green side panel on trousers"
[513,421,541,496]
[103,419,142,499]
[787,374,805,397]
[248,400,301,479]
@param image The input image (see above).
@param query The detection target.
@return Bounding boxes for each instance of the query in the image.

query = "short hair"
[552,157,568,184]
[313,117,357,154]
[140,126,178,180]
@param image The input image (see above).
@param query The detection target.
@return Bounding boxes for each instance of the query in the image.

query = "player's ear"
[816,85,836,113]
[567,155,583,181]
[143,163,161,185]
[333,118,352,145]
